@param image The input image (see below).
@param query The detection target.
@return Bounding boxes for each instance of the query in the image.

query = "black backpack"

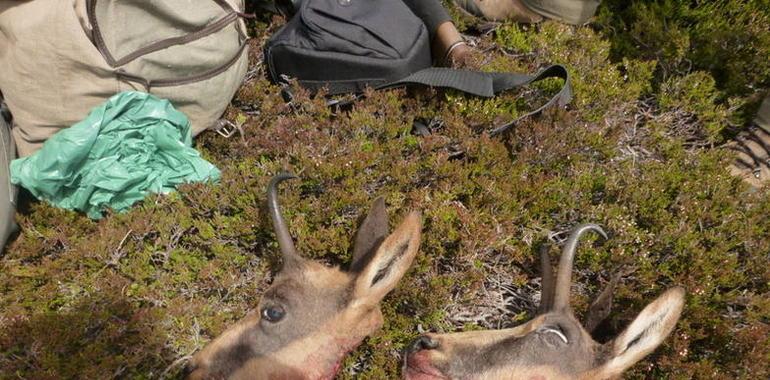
[264,0,571,135]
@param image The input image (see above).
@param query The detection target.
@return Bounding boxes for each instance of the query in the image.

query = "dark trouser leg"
[0,98,17,252]
[402,0,471,66]
[401,0,452,41]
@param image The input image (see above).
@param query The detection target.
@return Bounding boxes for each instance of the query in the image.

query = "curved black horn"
[267,172,300,265]
[552,223,607,312]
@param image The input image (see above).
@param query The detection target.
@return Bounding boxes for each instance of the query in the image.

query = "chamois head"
[187,173,422,379]
[404,224,685,380]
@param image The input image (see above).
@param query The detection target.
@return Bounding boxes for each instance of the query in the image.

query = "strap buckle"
[279,76,295,103]
[213,119,243,139]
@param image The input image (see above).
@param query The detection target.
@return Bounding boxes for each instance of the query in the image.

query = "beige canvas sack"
[0,0,249,157]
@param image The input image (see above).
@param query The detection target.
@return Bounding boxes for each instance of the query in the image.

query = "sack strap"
[86,0,249,90]
[114,40,248,90]
[378,65,572,135]
[87,0,247,67]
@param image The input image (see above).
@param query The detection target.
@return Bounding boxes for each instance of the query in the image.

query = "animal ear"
[583,272,622,333]
[350,197,389,273]
[595,287,685,378]
[352,211,421,308]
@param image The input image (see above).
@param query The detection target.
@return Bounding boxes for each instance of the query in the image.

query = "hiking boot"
[454,0,544,23]
[727,96,770,188]
[727,126,770,188]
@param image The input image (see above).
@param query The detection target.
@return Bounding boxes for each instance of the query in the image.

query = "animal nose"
[409,335,440,353]
[181,362,198,379]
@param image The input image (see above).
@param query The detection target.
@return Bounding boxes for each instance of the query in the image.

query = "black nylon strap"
[377,65,572,135]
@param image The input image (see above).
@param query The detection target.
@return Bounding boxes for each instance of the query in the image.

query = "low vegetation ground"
[1,0,768,378]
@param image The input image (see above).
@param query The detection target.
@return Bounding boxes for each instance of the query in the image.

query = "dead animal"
[186,172,423,379]
[404,224,685,380]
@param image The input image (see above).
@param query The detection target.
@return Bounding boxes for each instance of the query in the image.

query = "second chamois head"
[404,224,685,380]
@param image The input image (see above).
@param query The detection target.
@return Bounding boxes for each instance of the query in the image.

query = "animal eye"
[261,305,286,323]
[540,326,568,344]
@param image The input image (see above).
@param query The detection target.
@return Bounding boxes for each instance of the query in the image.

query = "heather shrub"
[0,1,768,379]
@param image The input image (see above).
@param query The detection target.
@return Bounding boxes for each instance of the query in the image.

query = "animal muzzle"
[181,364,204,380]
[403,336,448,380]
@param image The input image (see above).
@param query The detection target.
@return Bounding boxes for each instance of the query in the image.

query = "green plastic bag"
[10,91,221,219]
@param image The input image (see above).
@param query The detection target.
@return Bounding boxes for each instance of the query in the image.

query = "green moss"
[597,0,770,123]
[658,72,731,142]
[495,24,534,53]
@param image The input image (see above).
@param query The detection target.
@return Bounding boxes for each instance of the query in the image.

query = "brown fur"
[404,225,684,380]
[187,196,422,379]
